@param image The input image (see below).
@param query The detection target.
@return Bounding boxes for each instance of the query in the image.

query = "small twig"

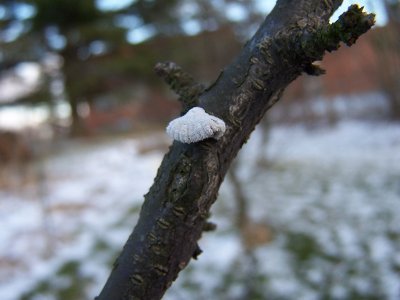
[154,61,205,112]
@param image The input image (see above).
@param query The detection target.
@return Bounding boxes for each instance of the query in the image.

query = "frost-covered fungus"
[166,107,226,143]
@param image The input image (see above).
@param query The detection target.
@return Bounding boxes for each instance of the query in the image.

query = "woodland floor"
[1,120,399,300]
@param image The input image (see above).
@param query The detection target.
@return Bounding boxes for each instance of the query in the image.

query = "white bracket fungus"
[166,107,226,143]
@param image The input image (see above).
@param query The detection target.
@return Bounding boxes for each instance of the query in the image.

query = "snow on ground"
[0,135,163,300]
[166,121,400,300]
[0,121,399,300]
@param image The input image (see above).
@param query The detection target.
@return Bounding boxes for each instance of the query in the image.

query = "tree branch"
[97,1,375,299]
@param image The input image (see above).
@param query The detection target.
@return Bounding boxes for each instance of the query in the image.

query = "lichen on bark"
[301,4,376,58]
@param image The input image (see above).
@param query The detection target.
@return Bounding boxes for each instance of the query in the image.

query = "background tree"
[96,1,375,299]
[374,0,400,119]
[1,1,122,133]
[1,0,264,134]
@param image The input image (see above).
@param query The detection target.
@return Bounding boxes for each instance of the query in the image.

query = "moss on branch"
[302,5,375,59]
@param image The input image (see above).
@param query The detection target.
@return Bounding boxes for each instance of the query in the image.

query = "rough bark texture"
[97,1,374,299]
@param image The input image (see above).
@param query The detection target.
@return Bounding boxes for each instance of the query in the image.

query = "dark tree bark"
[97,1,374,299]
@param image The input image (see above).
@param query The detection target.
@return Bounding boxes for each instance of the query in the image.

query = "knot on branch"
[203,221,217,232]
[154,61,205,113]
[304,62,326,76]
[192,243,203,260]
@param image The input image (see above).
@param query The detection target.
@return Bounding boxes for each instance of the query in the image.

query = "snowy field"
[0,121,399,300]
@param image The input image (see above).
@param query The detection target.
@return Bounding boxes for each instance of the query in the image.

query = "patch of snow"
[0,137,162,300]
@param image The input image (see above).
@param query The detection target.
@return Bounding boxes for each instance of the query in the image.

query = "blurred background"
[0,0,400,299]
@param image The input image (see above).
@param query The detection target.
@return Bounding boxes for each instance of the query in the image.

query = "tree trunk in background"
[97,1,375,299]
[380,0,400,120]
[67,96,83,136]
[62,47,86,136]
